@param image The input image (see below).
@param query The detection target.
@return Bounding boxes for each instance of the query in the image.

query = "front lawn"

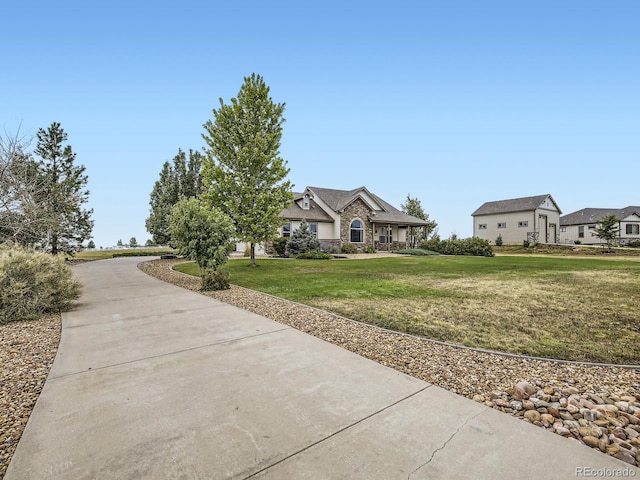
[174,256,640,364]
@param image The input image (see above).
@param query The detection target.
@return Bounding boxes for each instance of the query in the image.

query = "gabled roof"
[284,186,432,226]
[280,197,334,222]
[560,206,640,226]
[472,194,560,216]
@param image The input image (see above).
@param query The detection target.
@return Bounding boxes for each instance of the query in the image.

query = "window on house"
[518,221,528,228]
[627,224,639,235]
[350,220,364,243]
[302,195,310,209]
[282,222,291,237]
[578,226,584,238]
[478,224,487,230]
[309,223,318,238]
[588,225,596,230]
[560,227,566,232]
[379,226,392,243]
[497,223,506,229]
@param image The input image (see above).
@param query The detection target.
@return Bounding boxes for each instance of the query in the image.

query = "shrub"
[341,243,358,254]
[244,244,251,257]
[363,245,375,254]
[628,240,640,248]
[272,237,288,257]
[522,240,530,249]
[574,240,582,245]
[287,220,320,255]
[0,245,81,324]
[201,268,230,291]
[495,234,503,246]
[419,235,494,257]
[395,249,440,256]
[295,251,333,260]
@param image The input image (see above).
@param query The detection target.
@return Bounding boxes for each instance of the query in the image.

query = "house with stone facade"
[278,186,431,252]
[559,206,640,245]
[472,194,562,244]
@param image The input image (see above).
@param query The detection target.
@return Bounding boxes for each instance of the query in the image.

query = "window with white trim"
[627,224,639,235]
[379,226,392,243]
[497,222,506,229]
[578,226,584,238]
[350,220,364,243]
[478,224,487,230]
[518,221,528,228]
[282,222,291,237]
[309,222,318,238]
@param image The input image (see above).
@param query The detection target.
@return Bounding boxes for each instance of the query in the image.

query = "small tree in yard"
[287,220,320,255]
[202,73,293,267]
[594,214,620,251]
[129,237,138,247]
[87,240,95,249]
[169,198,235,290]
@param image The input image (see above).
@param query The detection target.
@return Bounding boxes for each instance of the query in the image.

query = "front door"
[549,223,556,244]
[539,214,548,243]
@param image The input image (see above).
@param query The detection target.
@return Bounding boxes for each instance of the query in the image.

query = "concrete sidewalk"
[5,257,632,479]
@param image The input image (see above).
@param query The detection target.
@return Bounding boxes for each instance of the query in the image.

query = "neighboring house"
[472,194,562,244]
[278,186,432,252]
[559,206,640,245]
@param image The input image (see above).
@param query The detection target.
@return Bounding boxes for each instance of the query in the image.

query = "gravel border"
[140,258,640,467]
[0,314,61,480]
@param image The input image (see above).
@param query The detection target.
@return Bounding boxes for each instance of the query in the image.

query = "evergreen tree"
[202,73,293,266]
[594,214,620,251]
[287,220,320,255]
[146,149,203,244]
[34,122,93,255]
[129,237,138,247]
[87,240,95,249]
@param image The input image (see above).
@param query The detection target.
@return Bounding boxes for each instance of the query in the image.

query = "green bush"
[111,250,175,258]
[522,240,530,249]
[272,237,288,257]
[287,220,320,255]
[363,245,375,253]
[627,240,640,248]
[574,240,582,245]
[395,248,440,256]
[201,268,230,291]
[341,243,358,254]
[0,245,81,324]
[495,234,503,246]
[418,236,494,257]
[295,251,333,260]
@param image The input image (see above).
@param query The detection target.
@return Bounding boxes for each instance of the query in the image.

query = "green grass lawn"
[175,256,640,364]
[68,248,175,261]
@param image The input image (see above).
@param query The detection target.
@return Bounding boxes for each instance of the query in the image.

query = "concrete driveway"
[5,257,632,479]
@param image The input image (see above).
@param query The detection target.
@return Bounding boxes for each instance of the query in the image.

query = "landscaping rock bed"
[140,258,640,467]
[0,314,60,479]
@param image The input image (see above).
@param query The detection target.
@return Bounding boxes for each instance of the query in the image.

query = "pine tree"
[146,149,203,245]
[202,73,293,266]
[287,220,320,255]
[34,122,93,255]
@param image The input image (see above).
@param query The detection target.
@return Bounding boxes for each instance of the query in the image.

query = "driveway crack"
[407,410,484,479]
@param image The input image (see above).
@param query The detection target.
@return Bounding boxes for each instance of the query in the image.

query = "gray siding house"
[559,206,640,245]
[472,194,562,244]
[278,186,431,252]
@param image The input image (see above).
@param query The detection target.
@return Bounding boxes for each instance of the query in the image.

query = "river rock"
[512,382,536,400]
[582,436,600,448]
[524,410,541,423]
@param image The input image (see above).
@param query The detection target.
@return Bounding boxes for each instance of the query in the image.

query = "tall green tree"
[202,73,293,266]
[146,148,203,245]
[401,194,438,247]
[594,214,620,251]
[34,122,93,255]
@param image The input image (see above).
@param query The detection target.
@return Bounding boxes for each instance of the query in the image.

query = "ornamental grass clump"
[0,244,81,324]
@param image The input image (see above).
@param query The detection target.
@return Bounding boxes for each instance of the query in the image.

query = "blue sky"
[2,1,638,247]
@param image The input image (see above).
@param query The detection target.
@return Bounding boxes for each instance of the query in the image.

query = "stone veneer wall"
[340,198,375,252]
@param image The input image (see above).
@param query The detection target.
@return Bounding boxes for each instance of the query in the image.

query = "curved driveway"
[5,257,631,479]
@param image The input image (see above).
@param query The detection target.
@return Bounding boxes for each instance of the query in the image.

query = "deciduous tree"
[202,73,293,266]
[169,198,234,274]
[401,194,438,247]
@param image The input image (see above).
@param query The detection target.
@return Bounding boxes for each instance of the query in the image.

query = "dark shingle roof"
[307,186,431,226]
[472,194,557,216]
[560,206,640,226]
[280,198,334,222]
